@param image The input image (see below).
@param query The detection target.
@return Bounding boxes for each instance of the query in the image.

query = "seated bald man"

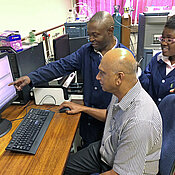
[63,48,162,175]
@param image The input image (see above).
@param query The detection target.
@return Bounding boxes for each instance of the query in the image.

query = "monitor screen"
[0,53,18,137]
[16,42,46,76]
[53,34,70,61]
[69,36,89,83]
[69,36,89,54]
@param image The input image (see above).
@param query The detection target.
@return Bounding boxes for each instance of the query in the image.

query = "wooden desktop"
[0,101,81,175]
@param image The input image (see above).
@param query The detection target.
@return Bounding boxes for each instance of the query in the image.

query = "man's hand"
[58,101,107,122]
[8,76,31,91]
[58,101,84,114]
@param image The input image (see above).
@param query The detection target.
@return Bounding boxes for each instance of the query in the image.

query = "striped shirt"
[100,81,162,175]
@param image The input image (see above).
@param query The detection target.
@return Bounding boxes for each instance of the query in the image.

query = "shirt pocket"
[110,121,120,153]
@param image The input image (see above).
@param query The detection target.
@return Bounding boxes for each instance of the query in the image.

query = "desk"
[0,101,81,175]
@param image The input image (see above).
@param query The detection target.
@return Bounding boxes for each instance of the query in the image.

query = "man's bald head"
[101,48,137,76]
[97,48,137,98]
[88,11,114,30]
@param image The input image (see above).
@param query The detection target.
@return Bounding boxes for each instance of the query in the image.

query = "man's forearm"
[59,101,107,122]
[82,106,107,122]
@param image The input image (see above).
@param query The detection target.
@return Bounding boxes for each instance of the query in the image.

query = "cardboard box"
[0,31,23,52]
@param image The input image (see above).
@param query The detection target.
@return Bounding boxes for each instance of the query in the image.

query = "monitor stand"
[0,116,12,138]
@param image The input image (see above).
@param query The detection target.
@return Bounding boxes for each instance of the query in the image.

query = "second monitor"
[69,36,89,54]
[53,34,89,59]
[53,34,70,61]
[7,42,47,104]
[69,36,89,83]
[53,35,89,84]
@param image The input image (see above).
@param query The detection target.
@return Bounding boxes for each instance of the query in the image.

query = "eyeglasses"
[159,37,175,44]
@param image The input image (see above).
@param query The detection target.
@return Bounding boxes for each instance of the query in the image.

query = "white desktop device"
[33,72,76,105]
[33,87,67,105]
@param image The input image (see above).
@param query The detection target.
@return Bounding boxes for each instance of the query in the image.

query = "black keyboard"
[6,108,55,154]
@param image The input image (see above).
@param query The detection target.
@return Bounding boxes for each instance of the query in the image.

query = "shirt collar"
[157,52,169,62]
[113,81,141,111]
[157,52,175,67]
[94,37,118,56]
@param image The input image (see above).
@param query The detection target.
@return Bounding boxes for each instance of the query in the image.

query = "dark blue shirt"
[28,41,132,146]
[139,52,175,105]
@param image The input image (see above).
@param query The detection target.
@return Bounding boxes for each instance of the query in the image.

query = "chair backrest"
[158,94,175,175]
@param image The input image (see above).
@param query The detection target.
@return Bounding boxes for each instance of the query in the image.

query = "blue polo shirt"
[28,41,132,146]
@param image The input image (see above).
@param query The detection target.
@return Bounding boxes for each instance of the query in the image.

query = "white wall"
[0,0,73,38]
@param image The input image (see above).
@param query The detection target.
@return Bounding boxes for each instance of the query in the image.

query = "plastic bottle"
[67,9,75,23]
[29,30,36,44]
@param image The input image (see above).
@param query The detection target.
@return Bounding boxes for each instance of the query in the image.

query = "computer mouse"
[59,107,71,113]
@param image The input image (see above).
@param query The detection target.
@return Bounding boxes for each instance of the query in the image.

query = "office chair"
[158,94,175,175]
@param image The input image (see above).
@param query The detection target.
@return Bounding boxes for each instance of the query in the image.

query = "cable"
[46,105,59,112]
[130,37,135,54]
[114,18,131,29]
[10,117,25,122]
[10,103,35,122]
[39,95,57,105]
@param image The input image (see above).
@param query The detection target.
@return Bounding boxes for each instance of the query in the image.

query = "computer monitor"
[53,34,70,61]
[69,36,89,83]
[15,42,46,76]
[6,42,47,104]
[0,53,18,137]
[69,36,89,54]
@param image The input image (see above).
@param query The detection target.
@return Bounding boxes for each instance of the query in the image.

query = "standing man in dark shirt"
[9,11,133,147]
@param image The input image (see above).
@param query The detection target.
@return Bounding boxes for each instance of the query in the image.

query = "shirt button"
[94,87,98,90]
[88,123,91,126]
[158,98,162,102]
[162,79,165,83]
